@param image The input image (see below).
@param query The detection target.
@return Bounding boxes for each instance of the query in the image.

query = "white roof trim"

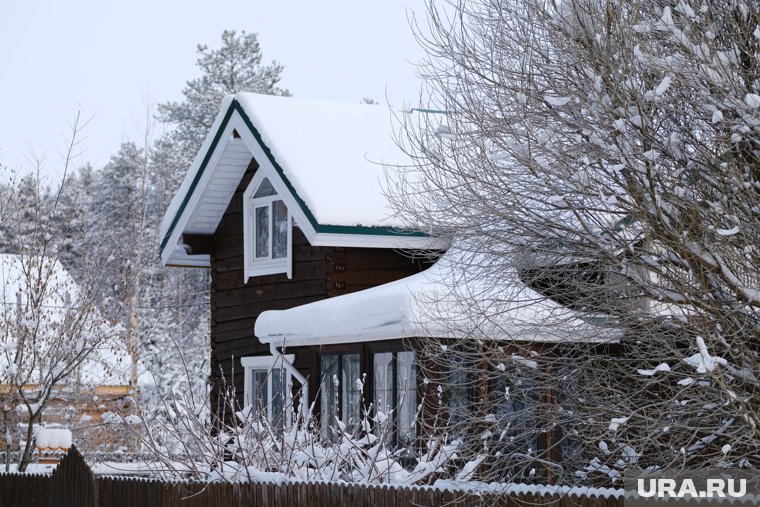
[160,94,441,267]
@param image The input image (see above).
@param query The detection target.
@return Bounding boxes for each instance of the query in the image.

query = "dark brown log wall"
[210,162,428,409]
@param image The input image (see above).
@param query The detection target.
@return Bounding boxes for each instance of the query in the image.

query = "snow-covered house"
[160,94,440,425]
[160,93,618,453]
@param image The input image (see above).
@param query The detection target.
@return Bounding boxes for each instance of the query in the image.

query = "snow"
[0,254,129,387]
[643,150,660,161]
[234,93,414,227]
[511,355,538,369]
[684,336,727,373]
[4,463,57,474]
[161,93,418,251]
[35,428,71,449]
[716,226,740,236]
[608,417,629,432]
[255,247,621,347]
[0,254,72,312]
[654,76,671,96]
[429,480,623,499]
[636,362,670,376]
[745,93,760,109]
[544,95,571,106]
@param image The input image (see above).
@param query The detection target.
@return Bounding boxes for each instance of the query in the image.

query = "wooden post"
[50,445,96,507]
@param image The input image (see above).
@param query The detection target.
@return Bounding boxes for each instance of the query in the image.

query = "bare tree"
[0,120,122,471]
[387,0,760,485]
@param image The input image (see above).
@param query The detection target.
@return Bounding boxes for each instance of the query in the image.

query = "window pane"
[342,354,362,435]
[255,206,270,258]
[489,372,541,481]
[251,370,268,420]
[373,353,393,443]
[253,177,277,198]
[271,367,288,431]
[272,200,288,259]
[320,355,339,441]
[446,357,470,434]
[396,351,417,446]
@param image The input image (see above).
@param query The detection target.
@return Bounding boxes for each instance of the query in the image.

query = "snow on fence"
[0,446,626,506]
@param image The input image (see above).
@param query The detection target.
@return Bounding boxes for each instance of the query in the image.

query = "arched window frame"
[243,172,293,282]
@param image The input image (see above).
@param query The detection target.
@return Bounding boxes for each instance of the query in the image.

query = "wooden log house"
[160,94,619,462]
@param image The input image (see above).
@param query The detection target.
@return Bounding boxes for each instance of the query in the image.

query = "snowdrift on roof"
[160,93,418,247]
[235,93,413,228]
[255,248,620,346]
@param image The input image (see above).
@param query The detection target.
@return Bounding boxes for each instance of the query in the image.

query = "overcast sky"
[0,1,429,183]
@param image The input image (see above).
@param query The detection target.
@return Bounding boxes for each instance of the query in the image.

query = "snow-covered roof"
[160,93,441,267]
[0,254,129,387]
[254,249,621,347]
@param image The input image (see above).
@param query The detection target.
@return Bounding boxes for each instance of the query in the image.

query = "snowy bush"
[129,369,482,485]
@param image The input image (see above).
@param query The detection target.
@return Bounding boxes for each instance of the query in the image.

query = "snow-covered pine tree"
[47,165,92,278]
[85,142,153,389]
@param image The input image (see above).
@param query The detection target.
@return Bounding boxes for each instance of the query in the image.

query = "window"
[486,369,542,481]
[318,352,362,441]
[243,175,292,281]
[373,351,417,448]
[241,355,294,429]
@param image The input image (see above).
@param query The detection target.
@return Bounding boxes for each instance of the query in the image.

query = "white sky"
[0,1,429,183]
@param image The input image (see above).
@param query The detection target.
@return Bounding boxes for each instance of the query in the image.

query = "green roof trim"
[410,108,448,115]
[160,99,429,257]
[160,102,237,253]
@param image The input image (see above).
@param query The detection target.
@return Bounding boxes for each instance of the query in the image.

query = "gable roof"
[160,93,442,267]
[254,248,621,347]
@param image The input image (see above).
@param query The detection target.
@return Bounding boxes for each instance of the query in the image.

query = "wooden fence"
[0,447,624,506]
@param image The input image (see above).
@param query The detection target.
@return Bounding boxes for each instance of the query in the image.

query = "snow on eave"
[255,249,621,348]
[160,94,440,267]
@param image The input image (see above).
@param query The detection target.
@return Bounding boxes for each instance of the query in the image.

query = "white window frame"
[243,171,293,282]
[241,354,295,423]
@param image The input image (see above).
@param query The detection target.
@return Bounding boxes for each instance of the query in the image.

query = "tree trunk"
[17,410,40,473]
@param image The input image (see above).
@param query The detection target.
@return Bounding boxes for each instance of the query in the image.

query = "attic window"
[243,175,293,281]
[232,129,241,139]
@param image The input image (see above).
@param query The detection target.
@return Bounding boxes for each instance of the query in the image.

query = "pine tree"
[157,29,290,166]
[132,30,290,409]
[47,166,92,276]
